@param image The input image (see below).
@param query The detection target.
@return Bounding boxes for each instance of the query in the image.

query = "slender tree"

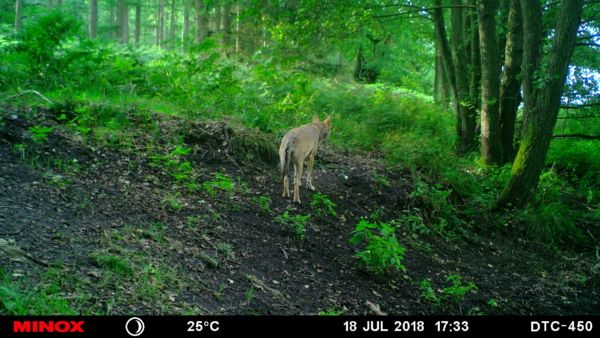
[89,0,98,39]
[117,0,129,43]
[222,2,232,54]
[108,4,115,39]
[135,1,142,44]
[156,0,165,46]
[432,1,462,146]
[497,0,585,207]
[477,0,503,164]
[434,43,444,104]
[195,0,206,43]
[216,3,222,33]
[450,0,477,152]
[234,1,240,53]
[498,0,523,163]
[15,0,23,32]
[183,0,191,44]
[169,0,177,48]
[467,0,480,112]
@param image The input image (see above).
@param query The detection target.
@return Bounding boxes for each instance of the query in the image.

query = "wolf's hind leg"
[293,162,303,203]
[306,152,316,191]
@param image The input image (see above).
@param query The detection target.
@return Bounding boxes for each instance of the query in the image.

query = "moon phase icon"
[125,317,145,336]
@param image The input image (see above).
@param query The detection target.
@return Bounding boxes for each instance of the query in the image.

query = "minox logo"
[13,320,85,333]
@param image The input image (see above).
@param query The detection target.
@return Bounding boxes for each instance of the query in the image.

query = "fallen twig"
[4,90,53,104]
[365,300,387,316]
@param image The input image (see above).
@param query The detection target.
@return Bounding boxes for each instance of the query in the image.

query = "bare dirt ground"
[1,106,598,315]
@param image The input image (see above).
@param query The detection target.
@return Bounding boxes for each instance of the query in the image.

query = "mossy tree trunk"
[432,1,461,140]
[477,0,503,165]
[450,0,477,153]
[498,0,523,163]
[467,0,480,112]
[497,0,584,208]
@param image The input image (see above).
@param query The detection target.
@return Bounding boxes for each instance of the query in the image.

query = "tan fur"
[279,116,331,203]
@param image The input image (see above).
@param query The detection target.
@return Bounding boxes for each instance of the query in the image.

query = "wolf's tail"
[279,140,292,178]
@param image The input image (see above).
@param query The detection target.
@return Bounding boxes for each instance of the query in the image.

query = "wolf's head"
[312,116,332,142]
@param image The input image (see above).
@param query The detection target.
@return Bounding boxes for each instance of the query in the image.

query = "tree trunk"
[156,0,165,47]
[451,0,477,153]
[216,4,222,33]
[169,0,177,48]
[109,6,116,39]
[434,44,443,103]
[117,0,129,43]
[235,1,240,54]
[183,0,190,45]
[467,0,481,111]
[432,1,462,143]
[15,0,23,32]
[496,0,584,208]
[497,0,510,67]
[194,0,206,43]
[47,0,53,9]
[89,0,98,39]
[477,0,503,164]
[222,2,232,54]
[135,2,142,44]
[261,9,268,48]
[56,0,63,8]
[498,0,523,163]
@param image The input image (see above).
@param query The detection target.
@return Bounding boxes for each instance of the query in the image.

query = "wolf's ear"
[312,115,321,123]
[323,116,331,126]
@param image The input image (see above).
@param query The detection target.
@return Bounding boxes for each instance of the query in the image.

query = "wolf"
[279,116,331,203]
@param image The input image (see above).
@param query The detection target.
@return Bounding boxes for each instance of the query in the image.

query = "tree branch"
[557,114,599,119]
[561,102,600,109]
[575,42,600,47]
[3,90,53,104]
[370,4,475,20]
[553,133,600,140]
[577,32,600,40]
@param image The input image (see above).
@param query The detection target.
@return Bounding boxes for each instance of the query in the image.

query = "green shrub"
[254,195,272,213]
[419,279,441,304]
[19,12,81,87]
[420,274,477,306]
[149,145,196,187]
[89,252,132,276]
[29,125,53,144]
[202,173,235,197]
[310,193,337,217]
[349,219,406,274]
[443,274,477,304]
[0,269,76,315]
[276,211,310,241]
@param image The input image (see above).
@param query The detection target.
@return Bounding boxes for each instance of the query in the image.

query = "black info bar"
[0,316,596,337]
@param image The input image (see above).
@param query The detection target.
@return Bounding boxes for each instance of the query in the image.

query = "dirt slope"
[0,107,598,315]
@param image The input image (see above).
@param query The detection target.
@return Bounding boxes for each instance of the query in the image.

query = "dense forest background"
[0,0,599,315]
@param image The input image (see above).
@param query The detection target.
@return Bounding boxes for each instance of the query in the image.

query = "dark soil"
[1,106,598,315]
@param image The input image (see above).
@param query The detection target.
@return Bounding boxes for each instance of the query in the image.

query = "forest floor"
[0,105,599,315]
